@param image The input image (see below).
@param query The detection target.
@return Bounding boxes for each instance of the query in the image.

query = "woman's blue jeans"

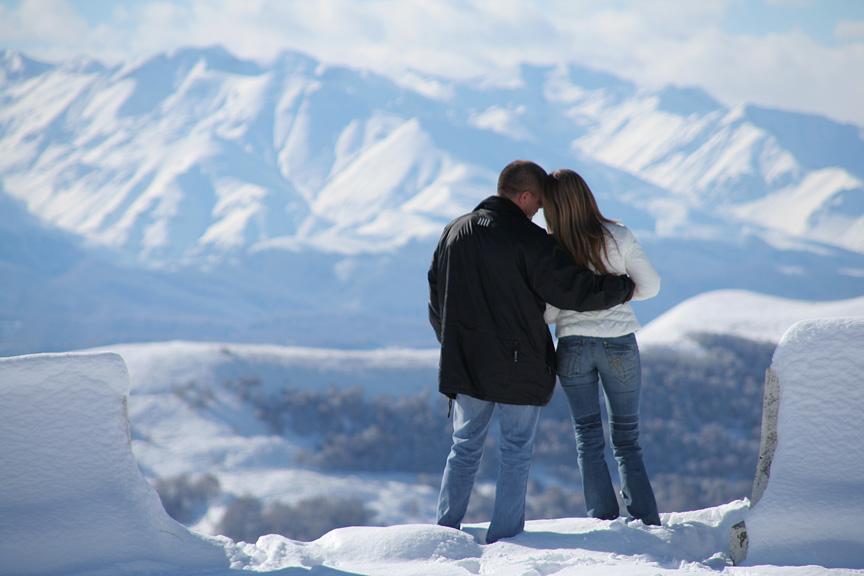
[437,394,542,543]
[556,333,660,525]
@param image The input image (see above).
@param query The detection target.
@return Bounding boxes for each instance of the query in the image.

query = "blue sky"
[2,0,863,125]
[723,0,864,44]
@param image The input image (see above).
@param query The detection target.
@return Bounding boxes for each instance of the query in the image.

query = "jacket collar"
[474,195,528,220]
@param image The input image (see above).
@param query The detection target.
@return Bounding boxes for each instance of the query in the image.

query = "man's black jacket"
[428,195,635,406]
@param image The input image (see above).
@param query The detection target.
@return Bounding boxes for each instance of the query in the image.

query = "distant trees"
[242,333,771,514]
[216,495,374,543]
[250,386,455,473]
[159,332,773,537]
[153,473,221,525]
[153,473,375,542]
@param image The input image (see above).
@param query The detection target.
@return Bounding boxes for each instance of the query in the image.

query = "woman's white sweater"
[544,222,660,338]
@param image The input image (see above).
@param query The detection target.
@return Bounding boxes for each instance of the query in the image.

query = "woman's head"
[543,169,615,274]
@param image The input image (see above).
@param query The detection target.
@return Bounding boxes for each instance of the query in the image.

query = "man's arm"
[428,250,442,343]
[528,234,634,312]
[428,224,453,344]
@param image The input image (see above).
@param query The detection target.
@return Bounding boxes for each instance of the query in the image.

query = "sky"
[1,0,863,126]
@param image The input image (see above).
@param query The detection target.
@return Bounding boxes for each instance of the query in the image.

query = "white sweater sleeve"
[544,303,560,325]
[623,228,660,301]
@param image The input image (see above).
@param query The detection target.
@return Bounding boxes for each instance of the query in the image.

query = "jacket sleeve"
[622,228,661,301]
[528,233,634,312]
[428,248,442,344]
[428,225,452,344]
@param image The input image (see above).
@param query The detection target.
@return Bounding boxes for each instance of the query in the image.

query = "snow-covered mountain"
[1,46,863,354]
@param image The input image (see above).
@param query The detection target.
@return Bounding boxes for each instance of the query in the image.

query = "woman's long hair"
[543,169,616,275]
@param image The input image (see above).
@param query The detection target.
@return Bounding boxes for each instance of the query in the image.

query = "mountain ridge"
[3,45,862,261]
[1,45,862,354]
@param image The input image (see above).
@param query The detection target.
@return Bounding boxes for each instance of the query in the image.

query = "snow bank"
[0,352,226,575]
[227,501,752,575]
[638,290,864,347]
[745,318,864,568]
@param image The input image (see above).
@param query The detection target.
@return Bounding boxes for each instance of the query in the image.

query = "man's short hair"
[497,160,547,199]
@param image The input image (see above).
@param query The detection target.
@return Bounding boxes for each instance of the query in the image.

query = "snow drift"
[744,318,864,568]
[638,289,864,348]
[0,352,226,575]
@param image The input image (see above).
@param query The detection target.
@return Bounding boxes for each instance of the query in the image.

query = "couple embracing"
[428,160,661,544]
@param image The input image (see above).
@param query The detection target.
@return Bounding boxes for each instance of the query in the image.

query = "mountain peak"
[272,49,321,74]
[124,44,263,79]
[0,49,53,82]
[742,104,864,178]
[563,62,635,94]
[655,85,724,117]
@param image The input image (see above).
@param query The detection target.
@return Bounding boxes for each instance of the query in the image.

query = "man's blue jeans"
[556,333,660,525]
[437,394,542,543]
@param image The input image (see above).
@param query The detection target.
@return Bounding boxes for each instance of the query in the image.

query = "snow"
[0,352,225,575]
[744,318,864,569]
[639,290,864,348]
[2,349,863,574]
[3,45,862,269]
[3,47,864,355]
[85,340,442,532]
[92,340,439,396]
[732,168,863,251]
[228,502,754,575]
[311,118,440,226]
[468,104,530,140]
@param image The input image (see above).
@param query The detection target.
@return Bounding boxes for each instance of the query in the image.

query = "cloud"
[2,0,863,127]
[835,20,864,41]
[0,0,89,50]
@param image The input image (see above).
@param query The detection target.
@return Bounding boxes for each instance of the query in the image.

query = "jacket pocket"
[458,328,518,385]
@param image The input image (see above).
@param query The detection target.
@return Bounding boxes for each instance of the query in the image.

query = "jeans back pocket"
[556,337,583,377]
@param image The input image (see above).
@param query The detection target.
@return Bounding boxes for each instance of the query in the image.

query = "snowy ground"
[3,315,864,574]
[225,500,753,575]
[215,500,860,575]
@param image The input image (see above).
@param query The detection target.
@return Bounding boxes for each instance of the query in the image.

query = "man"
[428,160,635,543]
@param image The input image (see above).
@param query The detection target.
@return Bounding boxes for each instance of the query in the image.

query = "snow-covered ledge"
[736,318,864,568]
[0,353,226,575]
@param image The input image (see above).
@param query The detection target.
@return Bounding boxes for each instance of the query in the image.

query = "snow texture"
[744,318,864,568]
[0,352,226,575]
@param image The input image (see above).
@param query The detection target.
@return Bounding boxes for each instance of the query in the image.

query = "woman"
[543,169,661,526]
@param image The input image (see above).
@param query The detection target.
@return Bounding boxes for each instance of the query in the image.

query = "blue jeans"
[556,333,660,525]
[437,394,542,543]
